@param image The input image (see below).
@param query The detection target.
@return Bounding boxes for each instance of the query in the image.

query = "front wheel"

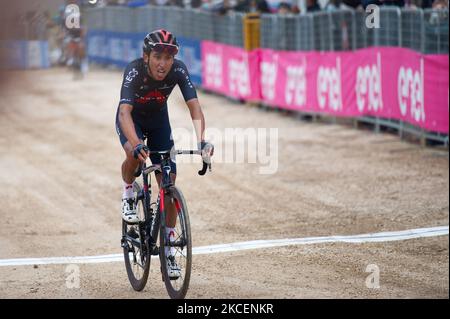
[159,186,192,299]
[122,181,150,291]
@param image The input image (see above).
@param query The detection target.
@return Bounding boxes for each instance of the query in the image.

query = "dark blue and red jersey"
[117,57,197,128]
[115,57,197,174]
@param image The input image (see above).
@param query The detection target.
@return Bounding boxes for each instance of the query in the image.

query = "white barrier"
[0,40,50,70]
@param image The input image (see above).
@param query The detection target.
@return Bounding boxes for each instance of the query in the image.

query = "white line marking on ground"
[0,226,447,267]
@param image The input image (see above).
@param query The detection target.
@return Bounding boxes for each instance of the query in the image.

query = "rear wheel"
[159,186,192,299]
[122,181,150,291]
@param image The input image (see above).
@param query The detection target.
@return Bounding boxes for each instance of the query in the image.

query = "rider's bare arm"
[118,103,147,160]
[186,98,205,144]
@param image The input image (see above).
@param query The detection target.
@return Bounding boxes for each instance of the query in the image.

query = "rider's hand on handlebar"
[133,143,149,162]
[198,141,214,158]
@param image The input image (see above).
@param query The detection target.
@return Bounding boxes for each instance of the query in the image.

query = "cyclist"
[62,6,87,78]
[115,29,213,279]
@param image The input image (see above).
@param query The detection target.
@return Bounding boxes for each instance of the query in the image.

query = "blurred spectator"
[325,0,342,10]
[106,0,124,5]
[426,0,448,53]
[342,0,363,8]
[361,0,382,9]
[166,0,184,7]
[254,0,271,13]
[291,4,301,13]
[278,1,292,13]
[191,0,203,8]
[326,0,355,10]
[201,0,215,10]
[232,0,271,13]
[152,0,169,5]
[94,0,108,7]
[426,0,448,28]
[404,0,419,8]
[307,0,321,11]
[360,0,407,7]
[432,0,449,8]
[234,0,250,11]
[248,0,259,12]
[234,0,270,13]
[217,0,234,15]
[421,0,434,8]
[383,0,405,7]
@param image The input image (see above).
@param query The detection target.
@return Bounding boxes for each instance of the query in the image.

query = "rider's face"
[144,51,174,81]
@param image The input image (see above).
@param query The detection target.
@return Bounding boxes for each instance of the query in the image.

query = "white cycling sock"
[165,227,176,257]
[122,182,134,199]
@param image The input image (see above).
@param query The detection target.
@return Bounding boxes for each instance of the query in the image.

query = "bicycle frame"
[137,149,210,257]
[122,146,211,296]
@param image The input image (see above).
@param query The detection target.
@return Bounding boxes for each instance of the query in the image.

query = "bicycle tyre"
[159,186,192,299]
[122,181,151,291]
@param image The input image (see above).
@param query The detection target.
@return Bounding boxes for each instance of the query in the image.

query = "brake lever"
[198,159,212,176]
[198,161,208,176]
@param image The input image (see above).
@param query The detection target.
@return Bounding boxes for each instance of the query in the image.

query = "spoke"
[175,249,187,258]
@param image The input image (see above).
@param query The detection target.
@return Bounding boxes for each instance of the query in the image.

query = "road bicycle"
[121,146,211,299]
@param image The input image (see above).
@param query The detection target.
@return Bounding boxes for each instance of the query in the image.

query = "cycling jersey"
[66,27,83,40]
[116,58,197,127]
[115,57,198,174]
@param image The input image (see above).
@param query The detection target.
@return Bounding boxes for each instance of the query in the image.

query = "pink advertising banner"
[202,41,449,134]
[201,41,260,101]
[261,47,449,134]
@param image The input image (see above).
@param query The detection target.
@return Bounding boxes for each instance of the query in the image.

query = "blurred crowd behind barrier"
[2,1,447,53]
[82,3,448,145]
[81,3,448,53]
[260,6,449,53]
[0,1,447,70]
[1,1,447,144]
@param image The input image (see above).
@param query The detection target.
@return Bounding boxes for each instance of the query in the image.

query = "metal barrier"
[90,6,246,47]
[401,9,424,52]
[83,6,448,146]
[258,7,448,53]
[84,6,448,54]
[423,8,449,54]
[86,7,105,32]
[2,11,49,41]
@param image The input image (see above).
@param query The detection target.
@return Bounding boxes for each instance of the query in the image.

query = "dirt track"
[0,67,448,298]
